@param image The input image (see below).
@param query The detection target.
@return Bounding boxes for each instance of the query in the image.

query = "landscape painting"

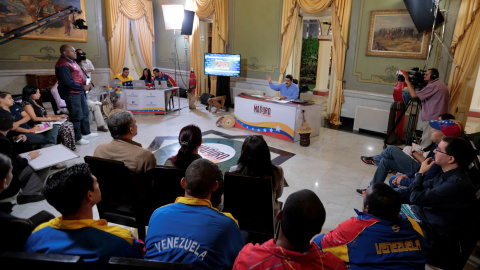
[366,10,430,59]
[0,0,87,42]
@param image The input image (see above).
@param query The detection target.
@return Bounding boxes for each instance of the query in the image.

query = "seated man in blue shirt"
[266,74,299,100]
[24,163,144,267]
[145,159,244,269]
[314,183,426,269]
[402,137,477,268]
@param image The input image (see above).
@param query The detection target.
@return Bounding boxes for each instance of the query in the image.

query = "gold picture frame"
[0,0,87,43]
[366,10,430,59]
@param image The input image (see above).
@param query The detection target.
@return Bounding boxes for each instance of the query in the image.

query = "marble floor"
[9,98,480,269]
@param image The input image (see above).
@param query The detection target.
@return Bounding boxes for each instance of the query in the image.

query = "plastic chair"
[223,172,275,244]
[108,257,192,270]
[0,251,86,270]
[84,156,150,240]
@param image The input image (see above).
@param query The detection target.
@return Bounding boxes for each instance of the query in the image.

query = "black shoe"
[16,194,45,205]
[355,188,367,197]
[360,156,377,166]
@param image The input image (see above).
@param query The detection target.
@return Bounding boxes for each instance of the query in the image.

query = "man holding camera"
[400,68,449,148]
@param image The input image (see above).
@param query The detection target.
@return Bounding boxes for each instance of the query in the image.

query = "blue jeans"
[370,146,420,186]
[25,124,59,146]
[66,93,91,141]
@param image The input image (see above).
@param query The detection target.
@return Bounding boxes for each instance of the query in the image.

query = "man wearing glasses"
[401,136,477,268]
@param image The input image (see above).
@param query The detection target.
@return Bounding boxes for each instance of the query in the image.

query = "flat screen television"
[204,53,241,77]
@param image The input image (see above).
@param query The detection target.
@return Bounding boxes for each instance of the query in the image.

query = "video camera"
[397,67,427,90]
[76,52,87,63]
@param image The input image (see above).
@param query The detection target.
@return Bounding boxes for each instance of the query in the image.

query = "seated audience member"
[229,135,285,211]
[233,189,346,270]
[314,183,426,269]
[356,119,462,196]
[165,124,202,168]
[22,85,75,152]
[388,119,462,194]
[114,67,134,83]
[51,82,108,132]
[0,154,55,252]
[145,159,244,269]
[402,137,477,267]
[94,110,156,176]
[23,163,144,266]
[153,68,177,87]
[140,68,154,85]
[164,124,223,208]
[0,91,58,147]
[0,114,48,204]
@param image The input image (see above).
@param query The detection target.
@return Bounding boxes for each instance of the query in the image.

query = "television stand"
[216,75,231,108]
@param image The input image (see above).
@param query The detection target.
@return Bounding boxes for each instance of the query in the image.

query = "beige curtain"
[106,0,155,78]
[188,0,229,96]
[329,0,351,125]
[448,0,480,116]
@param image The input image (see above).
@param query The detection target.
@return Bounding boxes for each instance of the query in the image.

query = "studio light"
[162,4,184,30]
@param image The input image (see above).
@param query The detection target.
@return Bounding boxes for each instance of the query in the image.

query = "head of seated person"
[21,85,44,115]
[107,110,137,140]
[0,153,13,195]
[140,68,153,82]
[364,183,401,223]
[278,189,326,252]
[182,159,219,200]
[234,135,274,177]
[0,91,14,111]
[168,124,202,169]
[439,136,478,171]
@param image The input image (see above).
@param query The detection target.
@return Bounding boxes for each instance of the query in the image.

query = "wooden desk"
[234,93,322,142]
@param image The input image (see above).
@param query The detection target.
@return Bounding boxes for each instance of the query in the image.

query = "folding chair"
[223,172,275,244]
[84,156,149,240]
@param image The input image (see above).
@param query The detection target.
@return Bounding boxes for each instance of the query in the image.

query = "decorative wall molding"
[341,89,393,118]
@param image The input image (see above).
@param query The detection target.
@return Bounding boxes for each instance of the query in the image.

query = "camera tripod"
[384,97,422,149]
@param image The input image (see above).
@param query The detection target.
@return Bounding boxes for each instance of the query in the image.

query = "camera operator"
[400,68,449,148]
[75,49,94,79]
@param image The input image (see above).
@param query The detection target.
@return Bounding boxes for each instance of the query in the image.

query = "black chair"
[223,172,275,244]
[108,257,192,270]
[84,156,150,240]
[0,251,86,270]
[149,165,186,212]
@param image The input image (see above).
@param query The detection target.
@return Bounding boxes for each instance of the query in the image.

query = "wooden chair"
[149,165,186,212]
[84,156,149,240]
[207,95,226,113]
[0,251,86,270]
[108,257,192,270]
[222,172,275,244]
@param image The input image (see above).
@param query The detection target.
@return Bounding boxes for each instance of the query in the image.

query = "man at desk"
[266,74,299,100]
[114,67,134,83]
[153,68,177,87]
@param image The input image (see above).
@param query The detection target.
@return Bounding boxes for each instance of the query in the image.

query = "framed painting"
[366,10,430,59]
[0,0,87,42]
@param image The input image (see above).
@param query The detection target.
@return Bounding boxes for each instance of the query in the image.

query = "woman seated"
[140,68,154,86]
[22,85,76,151]
[164,124,203,168]
[0,91,58,147]
[229,135,285,211]
[0,154,55,252]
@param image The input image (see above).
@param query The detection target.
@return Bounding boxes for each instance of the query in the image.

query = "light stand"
[162,4,185,112]
[424,0,458,95]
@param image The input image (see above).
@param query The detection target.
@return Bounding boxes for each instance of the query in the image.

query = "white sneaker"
[76,139,90,145]
[82,133,98,139]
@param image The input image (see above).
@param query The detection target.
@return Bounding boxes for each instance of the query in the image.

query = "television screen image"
[204,53,241,77]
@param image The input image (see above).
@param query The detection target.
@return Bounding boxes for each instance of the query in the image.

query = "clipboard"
[19,145,79,171]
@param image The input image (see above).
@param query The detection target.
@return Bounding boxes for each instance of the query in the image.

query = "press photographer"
[400,68,449,148]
